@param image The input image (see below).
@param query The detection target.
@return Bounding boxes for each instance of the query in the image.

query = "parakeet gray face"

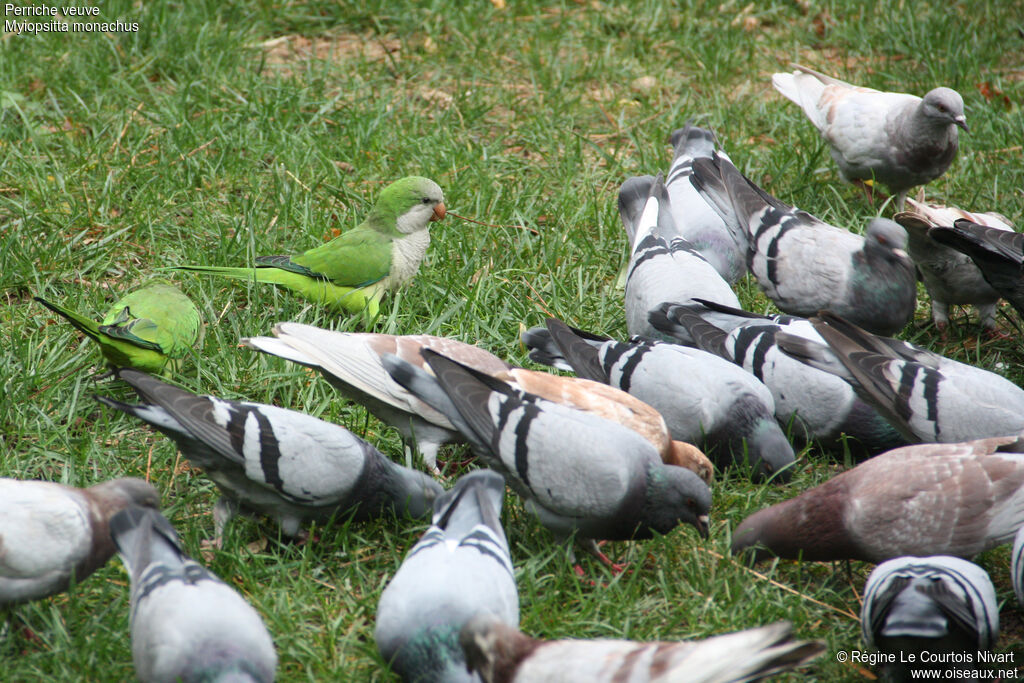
[377,176,446,234]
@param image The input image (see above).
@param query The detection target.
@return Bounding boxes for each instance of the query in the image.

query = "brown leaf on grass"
[976,81,1012,109]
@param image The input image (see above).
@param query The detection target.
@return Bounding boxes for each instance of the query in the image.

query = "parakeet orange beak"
[431,202,447,221]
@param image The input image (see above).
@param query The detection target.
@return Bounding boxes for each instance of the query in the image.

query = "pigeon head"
[921,87,968,132]
[744,418,797,483]
[371,176,446,234]
[642,464,712,539]
[394,467,445,518]
[90,477,161,512]
[865,218,910,262]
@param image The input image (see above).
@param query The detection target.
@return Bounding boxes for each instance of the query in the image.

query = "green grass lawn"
[2,0,1023,679]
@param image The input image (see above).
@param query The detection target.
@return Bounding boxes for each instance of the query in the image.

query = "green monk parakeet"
[174,176,446,316]
[35,280,202,375]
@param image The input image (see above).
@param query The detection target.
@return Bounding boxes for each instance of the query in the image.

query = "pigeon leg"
[583,539,628,574]
[212,496,240,549]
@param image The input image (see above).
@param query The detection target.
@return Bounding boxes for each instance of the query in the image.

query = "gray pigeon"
[772,65,968,211]
[0,477,159,606]
[96,369,442,540]
[1013,525,1024,608]
[620,174,741,341]
[689,152,916,336]
[861,556,998,682]
[929,219,1024,320]
[894,197,1014,335]
[375,470,518,683]
[774,311,1024,444]
[665,124,748,283]
[649,300,907,456]
[110,506,277,683]
[242,323,512,473]
[460,615,825,683]
[521,318,795,482]
[383,348,711,566]
[732,436,1024,563]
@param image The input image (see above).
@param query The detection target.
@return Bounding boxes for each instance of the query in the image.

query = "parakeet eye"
[421,197,432,204]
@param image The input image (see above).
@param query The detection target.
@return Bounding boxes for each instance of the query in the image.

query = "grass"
[2,0,1023,679]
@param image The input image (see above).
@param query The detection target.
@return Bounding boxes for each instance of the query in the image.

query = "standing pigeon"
[689,152,916,335]
[521,319,795,482]
[375,470,518,683]
[175,176,446,316]
[110,506,277,683]
[894,197,1013,335]
[34,280,201,375]
[1013,526,1024,608]
[460,615,824,683]
[731,436,1024,563]
[0,477,159,606]
[96,369,442,540]
[775,311,1024,444]
[243,323,511,473]
[771,65,968,210]
[928,219,1024,319]
[664,124,748,283]
[620,173,741,341]
[861,556,998,681]
[649,300,907,456]
[382,349,711,566]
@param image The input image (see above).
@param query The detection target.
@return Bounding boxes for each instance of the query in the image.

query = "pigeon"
[649,300,907,456]
[689,152,916,335]
[493,367,714,485]
[175,176,446,316]
[731,436,1024,563]
[383,348,711,566]
[929,219,1024,320]
[664,124,748,283]
[110,506,277,683]
[521,318,795,482]
[375,470,518,683]
[771,65,968,211]
[96,368,442,540]
[0,477,159,607]
[774,311,1024,444]
[1013,525,1024,608]
[619,173,741,341]
[861,555,998,681]
[460,615,825,683]
[34,280,201,375]
[894,197,1014,334]
[243,323,512,473]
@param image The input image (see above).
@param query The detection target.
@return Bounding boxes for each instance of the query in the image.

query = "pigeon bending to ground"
[0,477,159,607]
[110,507,277,683]
[664,124,748,283]
[521,319,794,482]
[689,152,916,335]
[175,176,446,316]
[1013,526,1024,608]
[34,280,201,375]
[96,369,441,540]
[460,615,825,683]
[894,198,1014,334]
[383,349,711,567]
[375,470,518,683]
[775,311,1024,444]
[861,556,998,681]
[619,174,740,341]
[731,436,1024,563]
[243,323,511,473]
[771,65,967,211]
[649,300,907,456]
[929,219,1024,320]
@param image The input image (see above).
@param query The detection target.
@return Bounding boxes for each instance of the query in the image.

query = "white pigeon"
[243,323,511,473]
[375,470,518,683]
[96,369,442,540]
[772,64,968,210]
[460,615,825,683]
[0,477,159,607]
[861,556,998,680]
[894,196,1014,335]
[110,506,277,683]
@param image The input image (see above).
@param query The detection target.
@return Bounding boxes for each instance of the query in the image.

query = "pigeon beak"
[695,514,710,539]
[954,115,969,133]
[431,202,447,222]
[893,248,909,260]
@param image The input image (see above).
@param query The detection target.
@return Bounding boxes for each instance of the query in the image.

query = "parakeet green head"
[367,176,446,235]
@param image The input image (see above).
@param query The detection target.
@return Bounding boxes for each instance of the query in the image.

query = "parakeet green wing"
[266,225,394,288]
